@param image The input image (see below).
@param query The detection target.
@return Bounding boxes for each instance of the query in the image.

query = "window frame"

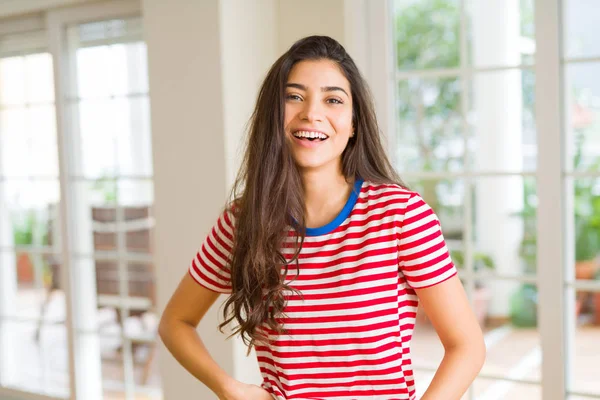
[0,2,149,400]
[363,0,600,399]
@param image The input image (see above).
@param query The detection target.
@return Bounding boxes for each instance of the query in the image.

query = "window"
[62,16,158,400]
[389,0,600,398]
[0,29,67,397]
[0,4,160,400]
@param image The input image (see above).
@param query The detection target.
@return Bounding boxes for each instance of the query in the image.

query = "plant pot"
[594,293,600,326]
[510,284,538,327]
[16,252,34,284]
[575,259,598,280]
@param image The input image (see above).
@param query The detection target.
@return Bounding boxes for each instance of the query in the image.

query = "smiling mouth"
[292,130,329,142]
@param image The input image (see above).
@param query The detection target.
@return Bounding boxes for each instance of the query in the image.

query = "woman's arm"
[158,273,271,400]
[415,275,486,400]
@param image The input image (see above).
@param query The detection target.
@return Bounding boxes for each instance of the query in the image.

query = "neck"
[300,163,354,229]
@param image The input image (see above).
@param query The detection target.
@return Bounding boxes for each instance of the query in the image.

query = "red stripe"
[285,295,398,313]
[286,270,398,291]
[404,260,455,283]
[279,306,397,325]
[186,184,454,399]
[266,331,396,348]
[265,318,399,336]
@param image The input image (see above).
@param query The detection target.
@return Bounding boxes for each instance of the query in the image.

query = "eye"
[286,93,302,101]
[327,98,343,105]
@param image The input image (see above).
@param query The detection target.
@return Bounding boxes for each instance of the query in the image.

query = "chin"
[293,157,337,171]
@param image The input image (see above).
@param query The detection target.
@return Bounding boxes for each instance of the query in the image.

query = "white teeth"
[293,131,328,139]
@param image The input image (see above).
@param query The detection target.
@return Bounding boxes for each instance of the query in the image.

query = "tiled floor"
[6,288,600,399]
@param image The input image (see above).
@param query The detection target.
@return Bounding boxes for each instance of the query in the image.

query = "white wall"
[218,0,278,385]
[144,1,355,398]
[143,0,281,398]
[142,1,232,399]
[220,0,278,190]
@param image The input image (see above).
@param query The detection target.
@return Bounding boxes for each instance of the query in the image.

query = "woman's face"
[284,59,353,173]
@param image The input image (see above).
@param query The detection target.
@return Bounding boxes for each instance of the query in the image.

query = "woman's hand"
[220,381,273,400]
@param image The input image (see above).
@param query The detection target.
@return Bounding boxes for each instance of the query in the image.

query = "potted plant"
[13,210,36,284]
[510,178,539,327]
[511,133,600,326]
[12,209,51,286]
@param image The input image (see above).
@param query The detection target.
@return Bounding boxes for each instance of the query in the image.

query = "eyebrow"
[286,83,349,97]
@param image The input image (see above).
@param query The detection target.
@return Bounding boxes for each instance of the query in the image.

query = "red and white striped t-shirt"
[189,180,457,400]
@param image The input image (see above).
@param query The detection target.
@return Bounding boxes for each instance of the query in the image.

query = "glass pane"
[569,177,600,282]
[68,98,120,178]
[95,259,157,397]
[69,180,153,257]
[0,107,27,178]
[89,179,154,255]
[114,97,153,177]
[120,187,154,254]
[471,377,541,399]
[70,180,117,256]
[68,97,153,179]
[468,0,535,67]
[482,281,540,378]
[25,53,55,104]
[393,0,460,70]
[95,260,155,305]
[0,107,57,179]
[100,318,159,397]
[395,77,463,172]
[67,36,152,180]
[564,0,600,59]
[473,177,535,277]
[65,17,159,399]
[565,63,600,172]
[0,250,61,321]
[567,288,600,397]
[133,336,161,394]
[29,105,59,177]
[73,34,148,99]
[0,319,70,397]
[70,258,156,395]
[0,180,60,249]
[0,56,25,105]
[470,70,536,172]
[101,345,127,399]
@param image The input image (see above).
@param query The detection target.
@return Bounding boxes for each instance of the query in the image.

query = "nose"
[299,98,323,122]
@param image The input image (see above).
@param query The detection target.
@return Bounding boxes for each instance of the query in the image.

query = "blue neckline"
[305,179,364,236]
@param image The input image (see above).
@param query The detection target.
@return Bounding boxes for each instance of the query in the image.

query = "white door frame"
[47,2,142,399]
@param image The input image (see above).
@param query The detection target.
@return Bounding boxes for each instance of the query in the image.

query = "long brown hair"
[219,35,405,349]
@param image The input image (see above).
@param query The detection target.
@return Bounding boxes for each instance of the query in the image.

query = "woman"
[159,35,485,400]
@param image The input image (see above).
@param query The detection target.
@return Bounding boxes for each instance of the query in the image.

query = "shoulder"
[359,181,424,211]
[357,181,437,226]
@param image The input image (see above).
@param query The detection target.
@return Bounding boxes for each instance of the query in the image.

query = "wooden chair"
[38,204,157,384]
